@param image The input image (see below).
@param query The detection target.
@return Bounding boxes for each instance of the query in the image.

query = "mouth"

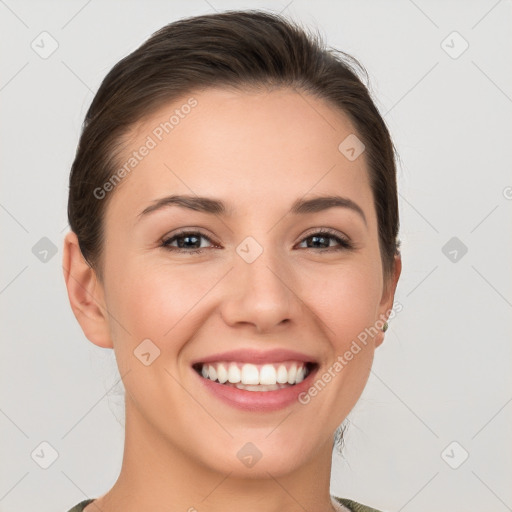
[192,360,318,392]
[190,348,320,411]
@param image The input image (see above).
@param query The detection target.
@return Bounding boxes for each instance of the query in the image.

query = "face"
[89,87,399,477]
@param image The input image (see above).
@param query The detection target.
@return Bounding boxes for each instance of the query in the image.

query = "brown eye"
[297,229,353,251]
[162,231,216,254]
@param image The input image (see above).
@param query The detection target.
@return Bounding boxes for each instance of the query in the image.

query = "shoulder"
[65,498,95,512]
[68,497,383,512]
[333,495,386,512]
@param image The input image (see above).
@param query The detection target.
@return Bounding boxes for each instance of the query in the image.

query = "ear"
[374,252,402,348]
[62,231,113,349]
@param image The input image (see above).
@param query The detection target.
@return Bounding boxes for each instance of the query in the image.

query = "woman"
[63,10,401,512]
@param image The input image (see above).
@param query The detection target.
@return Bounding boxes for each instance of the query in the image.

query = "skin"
[63,87,401,512]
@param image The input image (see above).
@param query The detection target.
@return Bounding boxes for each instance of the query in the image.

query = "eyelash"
[161,228,353,255]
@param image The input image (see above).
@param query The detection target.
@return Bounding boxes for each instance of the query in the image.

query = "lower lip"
[194,366,318,412]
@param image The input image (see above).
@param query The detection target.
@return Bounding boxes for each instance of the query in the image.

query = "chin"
[198,435,320,479]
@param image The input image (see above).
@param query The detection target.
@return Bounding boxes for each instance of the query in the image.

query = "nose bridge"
[220,234,298,331]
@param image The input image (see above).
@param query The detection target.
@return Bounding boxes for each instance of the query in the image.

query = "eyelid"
[300,226,350,241]
[160,226,354,255]
[298,226,353,248]
[162,227,350,245]
[162,227,217,244]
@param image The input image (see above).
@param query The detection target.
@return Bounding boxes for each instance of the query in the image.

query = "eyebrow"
[138,194,367,225]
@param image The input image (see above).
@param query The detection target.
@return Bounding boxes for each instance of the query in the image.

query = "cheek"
[304,267,381,405]
[101,259,217,411]
[307,262,382,342]
[103,257,221,349]
[307,264,381,396]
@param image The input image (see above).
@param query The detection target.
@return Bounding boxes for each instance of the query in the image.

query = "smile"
[190,348,319,411]
[193,361,315,391]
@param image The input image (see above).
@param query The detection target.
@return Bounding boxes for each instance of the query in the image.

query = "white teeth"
[287,364,297,384]
[227,363,241,383]
[198,361,311,386]
[217,363,228,383]
[259,364,277,385]
[240,364,259,385]
[235,383,287,392]
[276,365,288,384]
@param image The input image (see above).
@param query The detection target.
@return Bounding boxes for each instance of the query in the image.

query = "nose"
[219,246,300,334]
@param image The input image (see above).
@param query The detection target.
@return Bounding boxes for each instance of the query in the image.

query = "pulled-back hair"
[68,9,399,279]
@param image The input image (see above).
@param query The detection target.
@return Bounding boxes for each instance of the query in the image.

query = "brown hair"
[68,9,400,279]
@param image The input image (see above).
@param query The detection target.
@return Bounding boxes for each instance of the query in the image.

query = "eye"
[161,227,353,255]
[161,230,217,254]
[297,228,353,252]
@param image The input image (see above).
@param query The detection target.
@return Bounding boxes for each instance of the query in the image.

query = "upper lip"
[191,348,318,366]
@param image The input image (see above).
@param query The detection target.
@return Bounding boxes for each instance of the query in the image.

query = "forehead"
[107,87,374,222]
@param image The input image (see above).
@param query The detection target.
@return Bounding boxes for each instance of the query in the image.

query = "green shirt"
[66,496,383,512]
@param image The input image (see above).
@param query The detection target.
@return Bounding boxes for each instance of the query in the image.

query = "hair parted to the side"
[68,9,400,281]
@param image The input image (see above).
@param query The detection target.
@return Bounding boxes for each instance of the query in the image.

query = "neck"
[92,397,338,512]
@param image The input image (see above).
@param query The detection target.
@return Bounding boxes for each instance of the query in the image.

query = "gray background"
[1,0,511,511]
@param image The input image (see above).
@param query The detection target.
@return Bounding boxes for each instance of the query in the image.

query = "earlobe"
[375,253,402,348]
[62,232,113,349]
